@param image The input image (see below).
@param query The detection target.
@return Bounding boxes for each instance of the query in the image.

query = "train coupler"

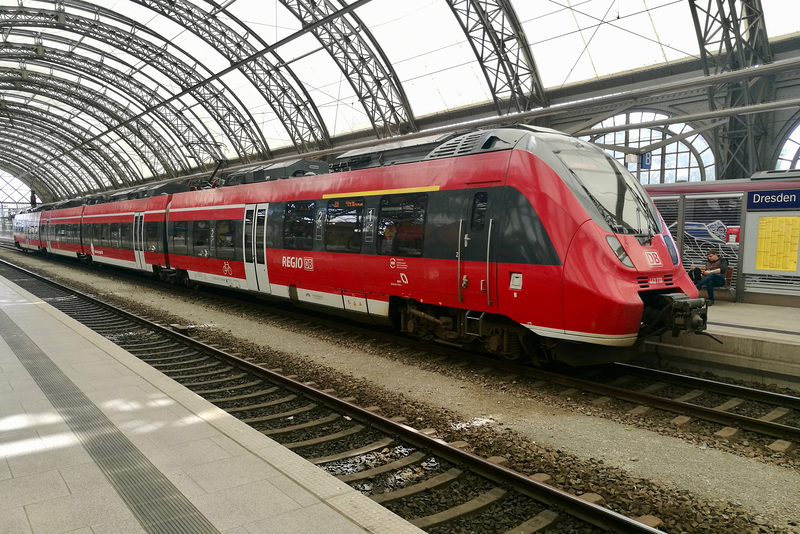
[659,293,708,337]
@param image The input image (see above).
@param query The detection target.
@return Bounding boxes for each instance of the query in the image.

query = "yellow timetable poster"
[755,216,800,271]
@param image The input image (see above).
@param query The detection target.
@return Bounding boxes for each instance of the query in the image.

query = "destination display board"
[743,189,800,277]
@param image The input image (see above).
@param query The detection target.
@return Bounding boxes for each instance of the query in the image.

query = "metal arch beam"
[0,126,92,197]
[0,143,80,199]
[0,115,120,197]
[0,112,103,197]
[445,0,547,114]
[0,13,189,181]
[0,8,196,176]
[0,72,175,188]
[0,33,218,170]
[689,0,773,179]
[133,0,330,153]
[14,66,186,180]
[0,157,68,202]
[0,95,110,195]
[765,109,800,169]
[0,116,88,199]
[0,102,139,195]
[0,39,203,180]
[51,0,266,161]
[690,0,772,77]
[0,5,265,165]
[0,157,66,203]
[279,0,416,138]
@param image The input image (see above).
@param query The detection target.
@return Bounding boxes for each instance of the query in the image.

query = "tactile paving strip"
[0,309,218,534]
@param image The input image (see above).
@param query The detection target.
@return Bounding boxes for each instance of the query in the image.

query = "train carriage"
[41,205,86,258]
[13,210,43,251]
[163,190,248,289]
[14,126,708,365]
[81,195,173,272]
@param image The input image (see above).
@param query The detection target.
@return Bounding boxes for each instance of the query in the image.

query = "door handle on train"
[462,275,469,288]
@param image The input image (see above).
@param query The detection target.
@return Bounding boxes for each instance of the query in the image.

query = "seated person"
[690,248,728,305]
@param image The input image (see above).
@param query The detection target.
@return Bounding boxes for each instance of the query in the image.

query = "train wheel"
[179,270,192,287]
[405,317,435,341]
[483,329,527,362]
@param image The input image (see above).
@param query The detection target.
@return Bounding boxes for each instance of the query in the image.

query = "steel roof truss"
[280,0,416,138]
[0,101,142,188]
[446,0,547,114]
[134,0,327,153]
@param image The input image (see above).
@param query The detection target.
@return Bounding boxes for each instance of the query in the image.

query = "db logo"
[645,251,662,267]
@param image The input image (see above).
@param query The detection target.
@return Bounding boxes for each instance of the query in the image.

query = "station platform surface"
[0,274,422,534]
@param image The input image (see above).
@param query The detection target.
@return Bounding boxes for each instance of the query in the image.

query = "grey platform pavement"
[0,274,423,534]
[645,299,800,390]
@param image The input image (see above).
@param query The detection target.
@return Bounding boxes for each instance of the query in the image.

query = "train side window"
[100,223,109,247]
[215,220,236,260]
[470,192,488,232]
[110,223,120,248]
[244,210,254,262]
[233,220,244,262]
[284,201,315,251]
[120,223,132,250]
[255,209,266,264]
[171,221,188,256]
[145,222,160,252]
[192,220,210,257]
[325,198,363,253]
[378,193,427,257]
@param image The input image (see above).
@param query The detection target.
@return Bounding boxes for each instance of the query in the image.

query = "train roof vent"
[424,131,486,160]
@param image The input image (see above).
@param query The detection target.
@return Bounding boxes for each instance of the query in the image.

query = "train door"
[457,191,497,312]
[133,212,147,270]
[43,219,51,251]
[243,203,271,294]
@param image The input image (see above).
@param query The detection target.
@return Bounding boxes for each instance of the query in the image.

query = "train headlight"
[663,232,680,265]
[606,236,634,268]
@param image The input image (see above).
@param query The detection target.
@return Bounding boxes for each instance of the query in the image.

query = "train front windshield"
[553,141,661,237]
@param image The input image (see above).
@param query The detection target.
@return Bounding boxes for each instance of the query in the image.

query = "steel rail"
[613,361,800,410]
[512,365,800,441]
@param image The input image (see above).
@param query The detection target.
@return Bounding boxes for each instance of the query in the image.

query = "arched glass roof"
[0,0,798,203]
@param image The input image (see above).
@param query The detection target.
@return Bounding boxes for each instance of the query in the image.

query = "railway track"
[542,363,800,450]
[4,244,798,454]
[0,259,664,533]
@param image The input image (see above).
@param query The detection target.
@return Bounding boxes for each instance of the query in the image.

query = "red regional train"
[14,126,707,365]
